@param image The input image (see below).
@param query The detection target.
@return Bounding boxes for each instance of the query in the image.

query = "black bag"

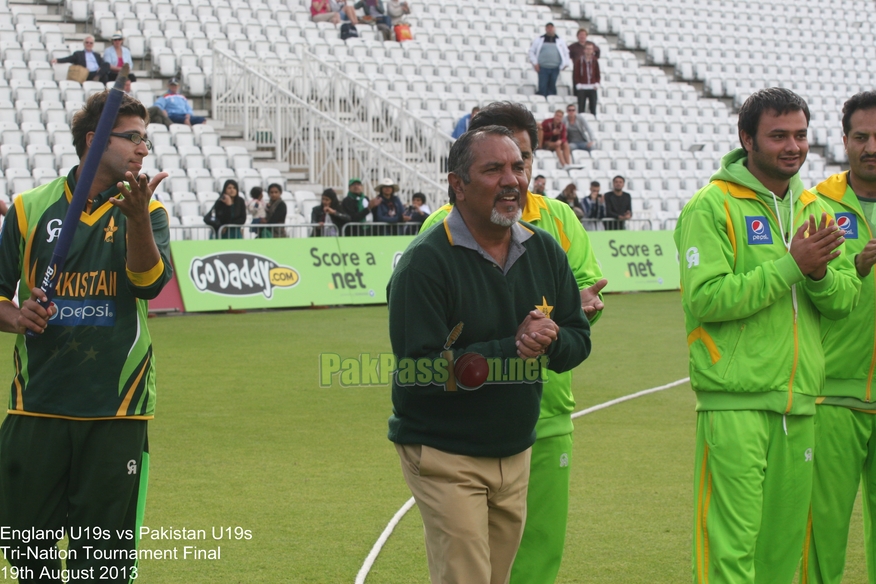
[340,23,359,40]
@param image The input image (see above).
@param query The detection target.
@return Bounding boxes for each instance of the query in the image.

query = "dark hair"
[737,88,810,151]
[613,175,625,183]
[221,179,239,196]
[562,182,576,197]
[469,101,539,151]
[127,73,137,82]
[321,188,340,210]
[267,183,283,193]
[250,186,263,199]
[842,91,876,136]
[534,174,545,181]
[72,91,149,158]
[412,192,426,204]
[447,125,515,203]
[590,181,600,188]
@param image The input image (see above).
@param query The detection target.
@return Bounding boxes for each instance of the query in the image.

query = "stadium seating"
[0,0,868,230]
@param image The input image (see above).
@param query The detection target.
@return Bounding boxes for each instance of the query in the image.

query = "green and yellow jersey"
[0,168,172,420]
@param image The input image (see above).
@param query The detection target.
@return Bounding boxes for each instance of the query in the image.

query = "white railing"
[211,48,450,208]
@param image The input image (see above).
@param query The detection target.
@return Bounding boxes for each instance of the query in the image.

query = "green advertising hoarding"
[588,230,680,292]
[170,236,415,312]
[171,230,680,311]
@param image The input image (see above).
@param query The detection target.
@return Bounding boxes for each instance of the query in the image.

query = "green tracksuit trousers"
[0,415,149,584]
[509,433,573,584]
[806,405,876,584]
[693,410,814,584]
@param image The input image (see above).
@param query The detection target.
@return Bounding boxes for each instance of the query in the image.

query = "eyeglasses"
[110,132,152,150]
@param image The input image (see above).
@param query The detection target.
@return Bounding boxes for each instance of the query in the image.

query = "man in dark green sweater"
[387,125,591,584]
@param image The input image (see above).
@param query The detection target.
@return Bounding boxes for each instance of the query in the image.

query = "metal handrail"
[211,48,448,208]
[342,222,422,236]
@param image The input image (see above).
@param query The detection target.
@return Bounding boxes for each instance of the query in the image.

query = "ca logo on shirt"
[745,216,773,245]
[835,213,858,239]
[46,219,62,243]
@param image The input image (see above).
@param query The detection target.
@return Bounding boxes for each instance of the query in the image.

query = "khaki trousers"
[396,443,531,584]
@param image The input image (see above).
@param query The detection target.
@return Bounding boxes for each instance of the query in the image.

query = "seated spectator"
[604,175,632,230]
[103,31,133,82]
[332,0,360,23]
[531,174,547,196]
[341,178,380,236]
[354,0,393,40]
[205,179,247,239]
[372,177,405,234]
[386,0,410,25]
[556,183,584,219]
[122,73,138,95]
[264,183,288,238]
[540,110,572,168]
[247,186,267,236]
[52,36,110,83]
[153,78,205,126]
[311,0,341,23]
[402,192,430,234]
[311,188,350,236]
[582,180,606,221]
[451,106,479,139]
[564,104,595,152]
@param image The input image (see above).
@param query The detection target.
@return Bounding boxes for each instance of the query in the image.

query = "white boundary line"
[355,377,691,584]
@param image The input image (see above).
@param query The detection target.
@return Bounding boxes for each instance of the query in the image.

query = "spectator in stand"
[247,186,267,236]
[354,0,393,39]
[582,181,605,221]
[153,78,205,126]
[402,192,430,234]
[264,183,288,238]
[311,0,358,23]
[531,174,547,195]
[373,177,405,234]
[311,188,349,236]
[341,178,380,235]
[51,36,110,83]
[568,28,600,61]
[386,0,410,25]
[452,106,480,140]
[556,183,584,219]
[570,42,600,117]
[206,179,247,239]
[604,175,632,230]
[541,110,572,169]
[103,31,133,82]
[528,23,570,98]
[564,104,595,152]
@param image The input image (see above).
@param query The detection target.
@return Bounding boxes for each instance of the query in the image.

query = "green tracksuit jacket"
[812,172,876,405]
[421,192,603,438]
[675,149,860,415]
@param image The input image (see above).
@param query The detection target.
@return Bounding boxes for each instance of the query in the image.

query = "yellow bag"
[66,64,89,83]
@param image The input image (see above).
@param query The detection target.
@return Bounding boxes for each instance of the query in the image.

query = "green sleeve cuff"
[804,266,835,293]
[774,253,805,287]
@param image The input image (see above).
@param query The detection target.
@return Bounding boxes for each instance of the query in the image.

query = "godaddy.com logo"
[319,353,549,390]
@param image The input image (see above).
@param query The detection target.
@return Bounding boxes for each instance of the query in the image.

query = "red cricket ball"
[454,352,489,390]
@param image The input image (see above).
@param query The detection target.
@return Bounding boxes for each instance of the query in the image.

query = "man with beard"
[675,87,860,584]
[806,91,876,584]
[387,125,591,584]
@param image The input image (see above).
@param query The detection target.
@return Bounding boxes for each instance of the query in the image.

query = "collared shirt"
[84,50,99,72]
[67,166,122,210]
[445,206,532,275]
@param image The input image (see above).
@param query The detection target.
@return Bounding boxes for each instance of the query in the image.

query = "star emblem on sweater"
[104,216,118,243]
[534,297,553,318]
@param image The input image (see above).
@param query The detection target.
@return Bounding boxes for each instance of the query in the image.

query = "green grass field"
[0,291,868,582]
